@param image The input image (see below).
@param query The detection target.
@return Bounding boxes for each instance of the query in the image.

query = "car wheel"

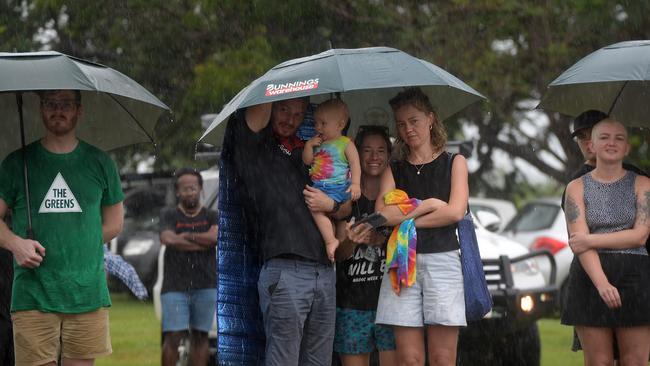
[500,323,540,366]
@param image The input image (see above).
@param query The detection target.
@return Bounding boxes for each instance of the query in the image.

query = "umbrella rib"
[107,94,155,145]
[607,80,627,116]
[332,52,346,94]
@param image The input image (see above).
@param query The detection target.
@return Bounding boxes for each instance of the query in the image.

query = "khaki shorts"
[12,308,111,366]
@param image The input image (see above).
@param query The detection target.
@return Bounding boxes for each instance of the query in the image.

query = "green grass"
[97,293,160,366]
[99,293,585,366]
[539,318,583,366]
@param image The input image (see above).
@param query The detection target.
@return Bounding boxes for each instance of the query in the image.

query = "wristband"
[331,200,341,213]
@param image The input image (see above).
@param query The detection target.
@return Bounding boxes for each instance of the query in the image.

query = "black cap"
[571,110,608,138]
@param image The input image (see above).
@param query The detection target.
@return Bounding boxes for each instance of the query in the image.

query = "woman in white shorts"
[350,87,468,366]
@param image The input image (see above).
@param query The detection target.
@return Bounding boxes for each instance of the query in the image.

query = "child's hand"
[306,135,323,148]
[348,183,361,201]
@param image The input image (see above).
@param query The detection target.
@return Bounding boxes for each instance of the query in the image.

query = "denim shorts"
[375,251,466,327]
[334,308,395,354]
[161,288,217,333]
[313,180,351,203]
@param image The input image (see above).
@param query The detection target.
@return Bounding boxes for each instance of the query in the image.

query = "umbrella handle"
[16,92,35,239]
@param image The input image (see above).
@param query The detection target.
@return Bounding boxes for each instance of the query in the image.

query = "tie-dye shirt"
[309,136,351,185]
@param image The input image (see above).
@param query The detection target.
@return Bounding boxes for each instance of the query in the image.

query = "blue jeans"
[258,258,336,366]
[161,289,217,333]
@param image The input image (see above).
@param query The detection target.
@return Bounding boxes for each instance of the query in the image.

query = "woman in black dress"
[563,118,650,366]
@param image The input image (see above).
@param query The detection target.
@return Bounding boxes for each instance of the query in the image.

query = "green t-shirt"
[0,140,124,313]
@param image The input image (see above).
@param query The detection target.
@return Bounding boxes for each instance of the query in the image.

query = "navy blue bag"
[448,153,492,322]
[457,211,493,321]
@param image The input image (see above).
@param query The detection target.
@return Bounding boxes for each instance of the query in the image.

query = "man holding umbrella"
[230,98,345,366]
[0,89,124,366]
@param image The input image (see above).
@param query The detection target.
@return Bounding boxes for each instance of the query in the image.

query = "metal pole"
[17,92,34,239]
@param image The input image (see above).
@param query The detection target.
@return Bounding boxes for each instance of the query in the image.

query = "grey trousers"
[258,258,336,366]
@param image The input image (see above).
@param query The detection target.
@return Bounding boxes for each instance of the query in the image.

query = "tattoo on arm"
[565,196,580,224]
[637,190,650,226]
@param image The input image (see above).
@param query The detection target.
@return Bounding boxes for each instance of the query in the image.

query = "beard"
[44,116,78,136]
[181,197,200,210]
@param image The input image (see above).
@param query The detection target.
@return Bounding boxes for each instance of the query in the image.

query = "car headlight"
[510,259,540,276]
[123,238,155,256]
[520,295,535,313]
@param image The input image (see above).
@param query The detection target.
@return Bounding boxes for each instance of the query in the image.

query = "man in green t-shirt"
[0,89,124,366]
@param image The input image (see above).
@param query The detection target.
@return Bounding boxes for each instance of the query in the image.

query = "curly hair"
[389,87,447,160]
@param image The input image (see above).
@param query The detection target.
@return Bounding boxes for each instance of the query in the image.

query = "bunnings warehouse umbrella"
[538,40,650,128]
[0,51,169,237]
[199,46,486,146]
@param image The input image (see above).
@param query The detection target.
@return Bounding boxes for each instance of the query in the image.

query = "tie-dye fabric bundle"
[384,189,421,295]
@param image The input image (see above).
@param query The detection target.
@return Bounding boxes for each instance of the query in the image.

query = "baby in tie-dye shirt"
[302,99,361,261]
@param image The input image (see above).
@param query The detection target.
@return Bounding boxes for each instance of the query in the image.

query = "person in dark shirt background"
[160,168,218,366]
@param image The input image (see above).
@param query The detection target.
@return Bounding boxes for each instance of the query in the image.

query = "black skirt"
[561,253,650,327]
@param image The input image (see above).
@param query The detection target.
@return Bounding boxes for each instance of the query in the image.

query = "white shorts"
[375,250,466,327]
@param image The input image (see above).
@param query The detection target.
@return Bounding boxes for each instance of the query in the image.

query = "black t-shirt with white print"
[336,195,387,311]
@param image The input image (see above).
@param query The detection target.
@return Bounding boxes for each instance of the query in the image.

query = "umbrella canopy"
[0,51,170,160]
[199,47,485,146]
[538,40,650,128]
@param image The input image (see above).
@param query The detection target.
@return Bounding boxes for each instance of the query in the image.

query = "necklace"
[415,163,427,175]
[411,152,438,175]
[178,204,202,218]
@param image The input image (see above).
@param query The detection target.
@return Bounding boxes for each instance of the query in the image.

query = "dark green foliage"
[2,0,648,200]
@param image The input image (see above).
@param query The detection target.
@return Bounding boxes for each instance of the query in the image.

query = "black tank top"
[390,152,460,253]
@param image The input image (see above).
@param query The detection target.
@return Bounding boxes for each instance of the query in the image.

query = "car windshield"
[469,204,500,218]
[123,188,168,231]
[504,202,559,232]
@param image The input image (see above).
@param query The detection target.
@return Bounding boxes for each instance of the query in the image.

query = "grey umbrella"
[538,40,650,127]
[0,51,169,237]
[0,51,169,159]
[198,47,485,146]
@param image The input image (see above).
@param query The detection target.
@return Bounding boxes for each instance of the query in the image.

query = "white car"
[501,197,573,307]
[456,214,557,365]
[469,197,517,232]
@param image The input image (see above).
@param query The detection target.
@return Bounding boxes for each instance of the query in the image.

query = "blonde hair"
[315,98,349,125]
[389,87,447,160]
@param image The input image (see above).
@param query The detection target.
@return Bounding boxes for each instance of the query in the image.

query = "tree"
[349,0,650,194]
[4,0,648,198]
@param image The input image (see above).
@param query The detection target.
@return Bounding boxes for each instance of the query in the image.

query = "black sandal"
[350,212,387,229]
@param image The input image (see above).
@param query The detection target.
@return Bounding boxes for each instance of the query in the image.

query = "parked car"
[108,172,175,294]
[456,216,557,366]
[501,197,572,308]
[469,197,517,232]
